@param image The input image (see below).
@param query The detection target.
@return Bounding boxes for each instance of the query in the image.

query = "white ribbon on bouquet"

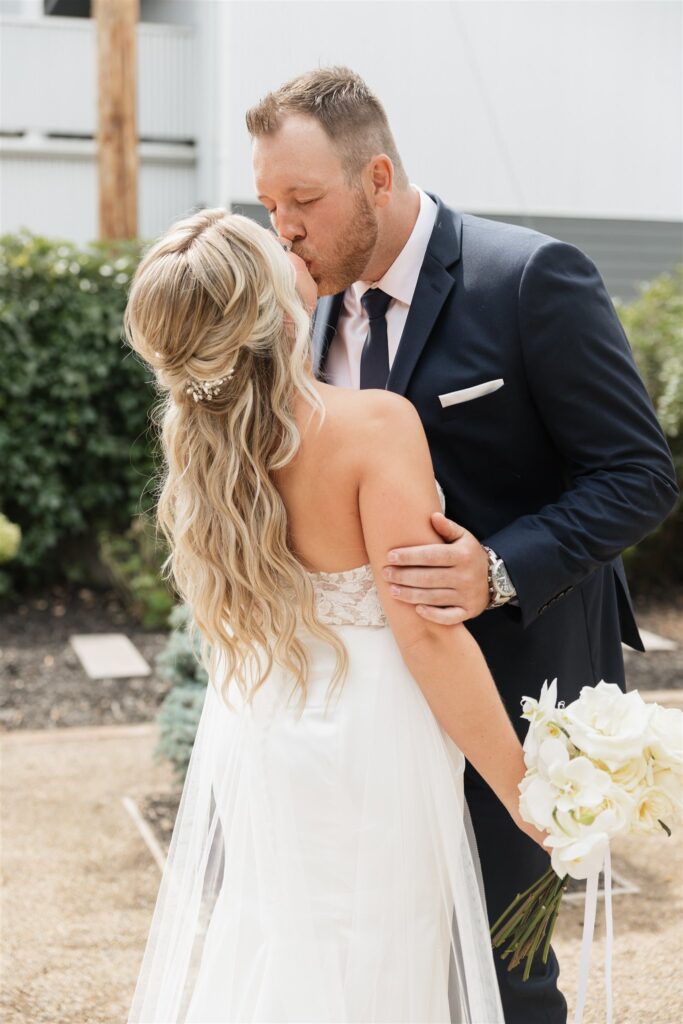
[574,844,613,1024]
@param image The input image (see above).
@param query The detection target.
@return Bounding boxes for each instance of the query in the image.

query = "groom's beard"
[294,187,379,296]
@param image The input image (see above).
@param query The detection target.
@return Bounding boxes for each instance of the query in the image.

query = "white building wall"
[223,0,681,222]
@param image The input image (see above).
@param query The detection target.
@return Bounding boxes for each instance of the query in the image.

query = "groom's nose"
[274,209,306,245]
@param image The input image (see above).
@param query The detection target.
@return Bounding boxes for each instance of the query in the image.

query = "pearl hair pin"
[185,367,235,402]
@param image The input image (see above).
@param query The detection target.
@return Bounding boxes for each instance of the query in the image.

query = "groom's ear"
[368,155,394,207]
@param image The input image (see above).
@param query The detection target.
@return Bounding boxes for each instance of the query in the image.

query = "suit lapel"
[311,292,344,378]
[387,195,462,397]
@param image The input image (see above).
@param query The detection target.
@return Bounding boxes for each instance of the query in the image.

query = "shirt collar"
[352,185,438,307]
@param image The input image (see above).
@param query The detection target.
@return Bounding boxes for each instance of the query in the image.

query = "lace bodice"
[307,479,446,628]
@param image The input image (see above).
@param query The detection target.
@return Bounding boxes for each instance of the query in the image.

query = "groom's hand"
[382,512,490,624]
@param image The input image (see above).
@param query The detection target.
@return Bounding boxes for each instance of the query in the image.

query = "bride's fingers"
[414,604,468,625]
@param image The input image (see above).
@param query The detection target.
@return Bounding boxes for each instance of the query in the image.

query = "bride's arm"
[356,391,544,844]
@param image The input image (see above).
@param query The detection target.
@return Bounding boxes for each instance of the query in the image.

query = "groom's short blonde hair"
[246,66,409,189]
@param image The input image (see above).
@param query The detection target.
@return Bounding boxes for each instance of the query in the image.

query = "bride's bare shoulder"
[318,383,420,434]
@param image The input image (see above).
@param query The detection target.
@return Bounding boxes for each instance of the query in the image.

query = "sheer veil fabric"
[128,481,505,1023]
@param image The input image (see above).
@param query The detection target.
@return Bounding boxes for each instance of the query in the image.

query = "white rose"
[594,784,637,837]
[632,783,681,836]
[646,704,683,769]
[562,681,653,770]
[652,763,683,818]
[608,755,649,794]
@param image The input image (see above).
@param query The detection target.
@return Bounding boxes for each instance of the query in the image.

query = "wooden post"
[94,0,139,240]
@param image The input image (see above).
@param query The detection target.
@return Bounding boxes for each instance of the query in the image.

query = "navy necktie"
[359,287,392,390]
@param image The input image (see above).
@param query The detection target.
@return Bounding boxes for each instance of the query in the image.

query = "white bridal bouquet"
[491,679,683,1017]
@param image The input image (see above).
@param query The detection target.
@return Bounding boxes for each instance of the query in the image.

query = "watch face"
[493,562,515,596]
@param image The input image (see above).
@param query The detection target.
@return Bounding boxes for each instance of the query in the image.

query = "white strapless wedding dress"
[128,481,504,1023]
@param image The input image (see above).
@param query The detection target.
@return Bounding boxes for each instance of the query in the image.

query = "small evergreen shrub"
[154,605,209,785]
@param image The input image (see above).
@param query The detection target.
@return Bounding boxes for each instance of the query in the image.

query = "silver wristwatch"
[482,546,516,608]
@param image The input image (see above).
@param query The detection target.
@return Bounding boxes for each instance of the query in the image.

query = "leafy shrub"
[0,230,155,594]
[154,605,208,785]
[0,513,21,565]
[617,267,683,592]
[98,514,175,628]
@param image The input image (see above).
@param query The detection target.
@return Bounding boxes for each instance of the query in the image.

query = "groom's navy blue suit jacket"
[312,194,679,750]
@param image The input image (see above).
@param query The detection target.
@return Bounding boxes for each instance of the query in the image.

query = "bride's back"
[271,381,373,574]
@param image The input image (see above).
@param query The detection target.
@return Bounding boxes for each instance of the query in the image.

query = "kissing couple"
[126,67,677,1023]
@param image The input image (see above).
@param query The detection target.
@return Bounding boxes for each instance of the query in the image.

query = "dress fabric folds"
[128,483,505,1023]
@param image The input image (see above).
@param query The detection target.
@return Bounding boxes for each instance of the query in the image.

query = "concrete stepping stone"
[69,633,151,679]
[637,628,678,652]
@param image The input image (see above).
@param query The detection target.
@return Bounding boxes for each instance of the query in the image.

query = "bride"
[125,208,546,1023]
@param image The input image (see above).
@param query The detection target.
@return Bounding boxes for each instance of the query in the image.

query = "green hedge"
[0,231,155,595]
[617,266,683,591]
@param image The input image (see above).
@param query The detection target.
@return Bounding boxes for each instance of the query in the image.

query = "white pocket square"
[438,378,504,408]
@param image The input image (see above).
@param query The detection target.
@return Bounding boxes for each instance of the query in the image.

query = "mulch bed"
[0,585,170,732]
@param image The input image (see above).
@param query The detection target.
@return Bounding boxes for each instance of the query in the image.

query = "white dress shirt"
[325,186,438,389]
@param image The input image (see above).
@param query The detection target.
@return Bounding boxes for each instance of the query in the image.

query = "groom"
[247,67,678,1021]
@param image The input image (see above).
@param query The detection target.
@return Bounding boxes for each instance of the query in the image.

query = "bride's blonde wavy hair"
[124,209,348,711]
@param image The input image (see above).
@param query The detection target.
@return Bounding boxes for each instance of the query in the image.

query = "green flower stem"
[540,883,565,965]
[491,869,568,981]
[518,895,561,979]
[504,895,554,963]
[492,893,542,949]
[490,867,556,940]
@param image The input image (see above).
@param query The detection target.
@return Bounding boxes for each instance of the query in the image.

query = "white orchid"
[519,774,556,831]
[521,678,559,726]
[520,678,571,767]
[544,820,611,880]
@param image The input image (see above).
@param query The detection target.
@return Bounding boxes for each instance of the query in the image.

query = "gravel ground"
[2,722,681,1024]
[1,724,173,1024]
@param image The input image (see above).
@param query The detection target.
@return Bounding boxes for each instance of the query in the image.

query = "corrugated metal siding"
[476,214,683,302]
[0,140,197,242]
[0,15,198,243]
[1,18,96,135]
[1,16,196,138]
